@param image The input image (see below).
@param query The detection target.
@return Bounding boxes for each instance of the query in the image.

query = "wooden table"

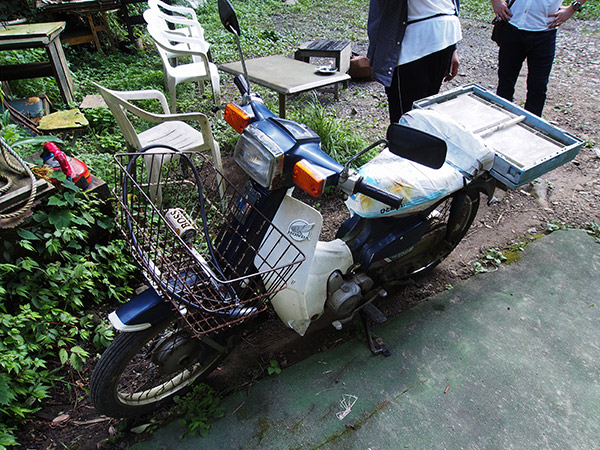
[36,0,119,53]
[36,0,147,51]
[0,22,75,105]
[219,55,350,118]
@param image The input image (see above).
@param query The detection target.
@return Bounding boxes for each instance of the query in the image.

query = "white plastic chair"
[143,8,206,66]
[93,82,223,202]
[143,9,220,114]
[146,0,206,43]
[148,0,201,23]
[93,82,220,159]
[184,0,206,8]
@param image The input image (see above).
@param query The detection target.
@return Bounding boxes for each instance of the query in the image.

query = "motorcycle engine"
[326,271,374,317]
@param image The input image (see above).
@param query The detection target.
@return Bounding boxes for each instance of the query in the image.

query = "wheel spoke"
[91,318,232,417]
[376,191,480,282]
[114,329,215,406]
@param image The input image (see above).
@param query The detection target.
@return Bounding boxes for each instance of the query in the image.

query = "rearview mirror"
[218,0,241,35]
[386,123,447,169]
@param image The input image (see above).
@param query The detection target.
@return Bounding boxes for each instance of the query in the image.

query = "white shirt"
[399,0,462,65]
[509,0,563,31]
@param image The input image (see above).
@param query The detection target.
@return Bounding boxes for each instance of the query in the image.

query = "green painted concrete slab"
[136,230,600,449]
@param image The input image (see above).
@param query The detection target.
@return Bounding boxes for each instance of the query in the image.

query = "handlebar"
[354,177,403,209]
[233,74,249,95]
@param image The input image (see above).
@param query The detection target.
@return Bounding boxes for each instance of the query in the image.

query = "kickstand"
[361,306,391,357]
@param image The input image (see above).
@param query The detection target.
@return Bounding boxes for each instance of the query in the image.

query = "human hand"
[444,50,459,82]
[492,0,512,21]
[548,6,575,29]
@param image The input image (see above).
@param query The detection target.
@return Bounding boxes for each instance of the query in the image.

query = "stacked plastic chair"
[144,0,221,113]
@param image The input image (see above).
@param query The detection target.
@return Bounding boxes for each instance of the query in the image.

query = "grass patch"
[289,97,372,165]
[472,221,599,274]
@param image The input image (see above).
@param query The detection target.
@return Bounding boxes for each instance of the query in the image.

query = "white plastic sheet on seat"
[346,109,494,219]
[400,109,495,178]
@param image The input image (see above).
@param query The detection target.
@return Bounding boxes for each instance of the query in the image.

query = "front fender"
[469,173,496,203]
[108,287,175,332]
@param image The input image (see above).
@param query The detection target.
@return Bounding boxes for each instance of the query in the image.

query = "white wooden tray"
[413,84,583,189]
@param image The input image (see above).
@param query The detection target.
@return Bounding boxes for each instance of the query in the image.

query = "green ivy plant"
[0,178,138,446]
[472,247,508,274]
[173,383,225,438]
[586,221,600,240]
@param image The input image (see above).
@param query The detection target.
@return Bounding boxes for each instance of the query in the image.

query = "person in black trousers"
[367,0,462,124]
[492,0,587,117]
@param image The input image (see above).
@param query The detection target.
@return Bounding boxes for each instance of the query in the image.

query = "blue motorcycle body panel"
[109,287,175,332]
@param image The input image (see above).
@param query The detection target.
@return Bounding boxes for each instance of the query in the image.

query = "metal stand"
[360,303,391,357]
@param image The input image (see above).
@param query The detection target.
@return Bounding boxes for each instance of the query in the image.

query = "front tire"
[90,318,234,418]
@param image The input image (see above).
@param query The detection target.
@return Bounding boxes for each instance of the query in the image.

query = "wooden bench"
[294,39,352,74]
[0,22,74,105]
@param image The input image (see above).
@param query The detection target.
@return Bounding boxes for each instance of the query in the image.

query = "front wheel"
[90,318,235,418]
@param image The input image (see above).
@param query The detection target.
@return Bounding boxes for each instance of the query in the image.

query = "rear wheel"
[90,318,235,418]
[377,190,480,283]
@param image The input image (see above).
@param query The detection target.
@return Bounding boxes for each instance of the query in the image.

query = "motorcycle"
[90,0,553,418]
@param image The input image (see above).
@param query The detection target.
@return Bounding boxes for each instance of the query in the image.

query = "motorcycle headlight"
[234,124,284,189]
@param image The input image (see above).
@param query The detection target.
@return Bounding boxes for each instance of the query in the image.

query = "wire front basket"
[113,147,305,337]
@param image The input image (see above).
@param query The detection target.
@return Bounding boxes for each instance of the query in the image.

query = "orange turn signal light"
[293,159,327,198]
[224,103,252,133]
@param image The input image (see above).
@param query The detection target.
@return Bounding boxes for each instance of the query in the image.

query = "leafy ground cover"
[1,0,599,448]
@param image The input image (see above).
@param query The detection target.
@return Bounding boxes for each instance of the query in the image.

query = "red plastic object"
[42,142,91,189]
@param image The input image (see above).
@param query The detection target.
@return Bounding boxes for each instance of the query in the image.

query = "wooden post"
[45,34,75,105]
